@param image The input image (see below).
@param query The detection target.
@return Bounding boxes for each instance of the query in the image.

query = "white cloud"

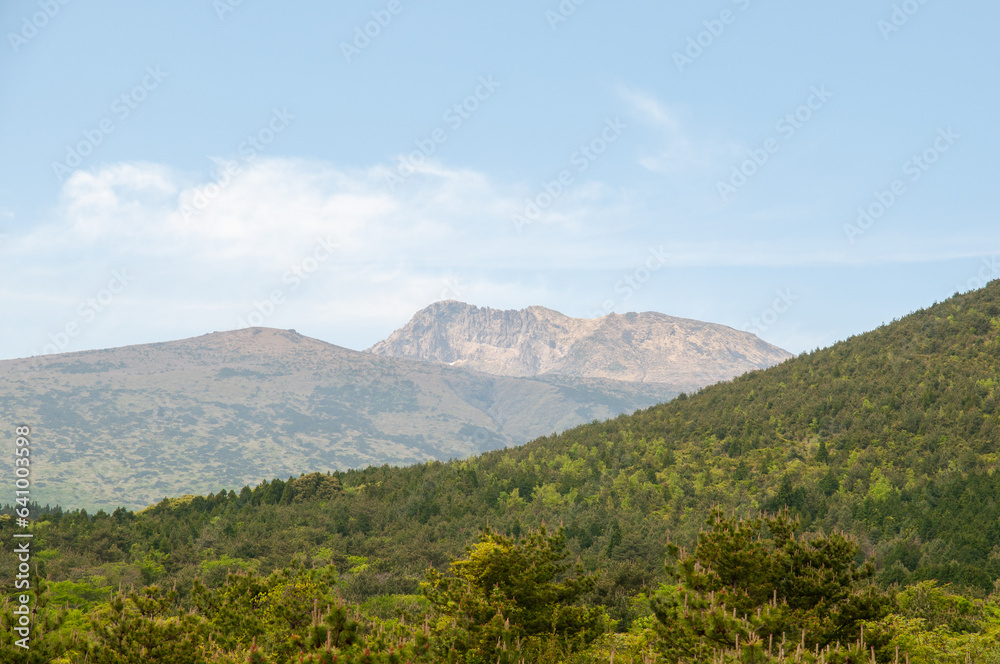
[0,157,643,356]
[620,89,741,174]
[1,156,996,360]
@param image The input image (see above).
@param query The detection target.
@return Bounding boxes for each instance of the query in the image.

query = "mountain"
[367,300,793,387]
[8,283,1000,662]
[29,281,1000,593]
[0,328,681,510]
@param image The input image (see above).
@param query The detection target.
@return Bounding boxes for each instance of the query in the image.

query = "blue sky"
[1,0,997,360]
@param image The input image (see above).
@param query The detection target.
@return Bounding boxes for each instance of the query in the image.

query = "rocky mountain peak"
[366,301,793,386]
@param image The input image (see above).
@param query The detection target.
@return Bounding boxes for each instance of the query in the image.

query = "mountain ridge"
[367,300,793,386]
[0,327,681,509]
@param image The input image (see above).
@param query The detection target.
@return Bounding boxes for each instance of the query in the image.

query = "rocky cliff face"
[367,301,794,388]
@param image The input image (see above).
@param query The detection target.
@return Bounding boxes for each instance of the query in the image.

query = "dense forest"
[2,280,1000,662]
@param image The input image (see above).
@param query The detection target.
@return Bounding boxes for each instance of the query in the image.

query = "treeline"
[4,511,1000,663]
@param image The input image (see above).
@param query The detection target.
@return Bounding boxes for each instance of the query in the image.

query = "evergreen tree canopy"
[653,509,892,661]
[423,526,605,662]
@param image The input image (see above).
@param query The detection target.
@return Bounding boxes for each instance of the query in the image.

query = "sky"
[1,0,997,361]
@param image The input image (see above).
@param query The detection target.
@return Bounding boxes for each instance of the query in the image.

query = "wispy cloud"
[0,157,640,357]
[1,155,996,360]
[620,89,741,174]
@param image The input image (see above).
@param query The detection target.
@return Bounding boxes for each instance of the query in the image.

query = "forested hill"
[5,281,1000,631]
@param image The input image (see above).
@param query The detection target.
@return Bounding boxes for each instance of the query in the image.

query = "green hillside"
[3,281,1000,662]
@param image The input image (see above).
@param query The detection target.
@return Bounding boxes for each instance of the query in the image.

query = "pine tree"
[423,526,606,663]
[652,509,892,661]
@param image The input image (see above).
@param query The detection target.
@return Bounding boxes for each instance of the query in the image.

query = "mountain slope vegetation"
[3,282,1000,661]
